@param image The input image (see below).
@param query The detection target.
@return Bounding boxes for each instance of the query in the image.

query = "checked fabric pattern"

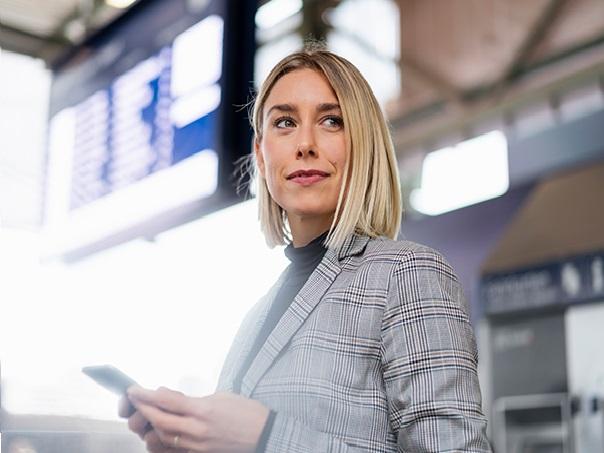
[216,234,491,452]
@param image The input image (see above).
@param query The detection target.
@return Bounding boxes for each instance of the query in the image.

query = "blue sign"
[481,251,604,315]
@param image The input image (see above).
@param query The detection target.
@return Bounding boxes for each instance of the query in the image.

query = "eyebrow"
[266,102,341,116]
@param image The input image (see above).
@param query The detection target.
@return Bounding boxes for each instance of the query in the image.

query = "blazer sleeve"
[380,246,491,452]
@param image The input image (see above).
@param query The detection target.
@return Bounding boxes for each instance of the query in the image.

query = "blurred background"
[0,0,603,451]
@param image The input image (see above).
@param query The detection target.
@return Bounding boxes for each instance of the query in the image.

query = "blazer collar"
[335,232,372,261]
[239,232,371,397]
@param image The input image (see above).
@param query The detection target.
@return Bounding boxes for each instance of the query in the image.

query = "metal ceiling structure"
[2,0,604,184]
[0,0,136,63]
[390,0,604,153]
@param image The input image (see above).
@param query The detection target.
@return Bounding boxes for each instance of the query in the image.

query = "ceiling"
[0,0,135,63]
[389,0,604,148]
[398,0,604,103]
[1,0,604,148]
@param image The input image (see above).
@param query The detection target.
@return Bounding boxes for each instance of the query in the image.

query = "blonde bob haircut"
[251,45,402,249]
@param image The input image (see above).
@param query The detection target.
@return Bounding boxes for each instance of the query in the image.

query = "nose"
[296,124,317,159]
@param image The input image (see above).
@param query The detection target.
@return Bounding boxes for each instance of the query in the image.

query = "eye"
[274,116,296,128]
[322,115,344,129]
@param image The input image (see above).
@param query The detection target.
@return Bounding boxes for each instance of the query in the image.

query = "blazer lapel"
[240,233,371,397]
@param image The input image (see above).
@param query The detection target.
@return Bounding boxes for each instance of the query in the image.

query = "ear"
[254,139,266,179]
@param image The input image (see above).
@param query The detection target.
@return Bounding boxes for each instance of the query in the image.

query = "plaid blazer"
[216,234,491,452]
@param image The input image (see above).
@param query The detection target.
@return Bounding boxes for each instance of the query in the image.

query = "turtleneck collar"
[284,230,329,267]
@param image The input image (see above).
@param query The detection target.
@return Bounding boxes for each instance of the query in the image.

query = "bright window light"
[45,107,76,225]
[0,52,50,230]
[327,0,400,109]
[254,34,303,86]
[2,198,288,419]
[410,130,509,216]
[256,0,303,29]
[105,0,137,8]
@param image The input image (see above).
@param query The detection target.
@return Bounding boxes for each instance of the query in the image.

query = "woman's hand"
[118,395,146,437]
[126,386,270,453]
[119,393,187,453]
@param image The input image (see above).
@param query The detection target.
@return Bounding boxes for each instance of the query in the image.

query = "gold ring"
[173,434,180,447]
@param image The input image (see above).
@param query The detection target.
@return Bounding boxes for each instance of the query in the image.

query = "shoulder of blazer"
[344,235,454,271]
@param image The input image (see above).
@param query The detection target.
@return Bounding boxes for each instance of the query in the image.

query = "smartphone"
[82,365,138,396]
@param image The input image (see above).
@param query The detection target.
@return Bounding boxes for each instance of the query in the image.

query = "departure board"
[43,0,255,259]
[48,10,222,211]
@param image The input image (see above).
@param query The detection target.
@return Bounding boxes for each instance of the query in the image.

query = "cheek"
[262,150,280,182]
[331,137,350,195]
[259,143,285,194]
[330,136,349,173]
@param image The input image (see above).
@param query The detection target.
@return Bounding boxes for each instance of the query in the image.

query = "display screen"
[44,0,230,257]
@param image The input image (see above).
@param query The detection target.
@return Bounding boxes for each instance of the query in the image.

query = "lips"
[286,169,330,180]
[286,169,330,187]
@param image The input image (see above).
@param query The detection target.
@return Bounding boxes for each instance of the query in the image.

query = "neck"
[288,213,332,248]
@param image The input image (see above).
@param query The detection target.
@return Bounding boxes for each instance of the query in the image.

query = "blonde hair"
[249,45,402,248]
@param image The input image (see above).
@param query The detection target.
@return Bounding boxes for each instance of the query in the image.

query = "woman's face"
[255,68,348,224]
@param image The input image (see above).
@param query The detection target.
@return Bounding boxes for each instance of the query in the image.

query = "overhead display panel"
[43,0,254,260]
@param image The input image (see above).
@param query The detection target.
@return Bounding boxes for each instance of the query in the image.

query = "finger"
[133,401,187,434]
[128,386,194,416]
[134,402,206,444]
[128,410,151,439]
[144,432,190,453]
[143,429,165,453]
[118,395,136,418]
[153,427,204,453]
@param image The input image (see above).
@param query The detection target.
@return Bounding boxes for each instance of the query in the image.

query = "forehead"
[264,68,338,109]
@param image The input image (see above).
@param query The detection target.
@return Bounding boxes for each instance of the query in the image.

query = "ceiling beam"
[0,0,111,64]
[299,0,339,42]
[0,22,68,61]
[392,45,604,153]
[496,0,567,88]
[0,22,68,46]
[399,51,464,105]
[32,0,116,65]
[331,26,464,105]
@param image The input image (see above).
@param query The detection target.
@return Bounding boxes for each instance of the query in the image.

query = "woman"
[121,46,491,452]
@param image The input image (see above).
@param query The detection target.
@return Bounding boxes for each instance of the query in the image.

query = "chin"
[275,193,338,219]
[284,204,336,218]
